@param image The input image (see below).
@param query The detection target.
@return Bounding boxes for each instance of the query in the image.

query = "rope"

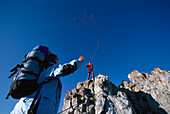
[73,13,100,63]
[57,103,78,114]
[91,15,100,63]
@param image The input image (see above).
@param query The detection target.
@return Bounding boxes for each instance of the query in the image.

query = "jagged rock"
[61,68,169,114]
[120,68,170,113]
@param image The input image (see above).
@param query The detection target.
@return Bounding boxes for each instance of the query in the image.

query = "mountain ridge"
[61,68,169,114]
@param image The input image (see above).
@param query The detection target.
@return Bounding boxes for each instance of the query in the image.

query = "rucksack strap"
[10,64,21,72]
[28,87,42,114]
[8,64,24,78]
[23,56,44,67]
[28,78,56,114]
[8,70,18,78]
[5,93,10,99]
[21,70,39,78]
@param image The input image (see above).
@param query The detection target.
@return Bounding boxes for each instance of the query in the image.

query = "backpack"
[6,45,51,99]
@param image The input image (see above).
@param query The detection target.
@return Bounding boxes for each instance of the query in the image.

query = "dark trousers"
[88,71,94,79]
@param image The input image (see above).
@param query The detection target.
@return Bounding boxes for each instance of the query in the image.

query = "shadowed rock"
[61,68,169,114]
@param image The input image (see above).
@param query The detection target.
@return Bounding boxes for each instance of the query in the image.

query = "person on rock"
[85,62,94,80]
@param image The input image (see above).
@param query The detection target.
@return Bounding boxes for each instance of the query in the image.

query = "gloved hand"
[78,56,86,62]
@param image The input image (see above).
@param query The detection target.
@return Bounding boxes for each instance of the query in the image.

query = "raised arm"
[85,64,89,67]
[54,56,86,77]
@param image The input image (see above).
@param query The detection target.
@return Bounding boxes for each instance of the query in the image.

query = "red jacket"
[86,64,93,72]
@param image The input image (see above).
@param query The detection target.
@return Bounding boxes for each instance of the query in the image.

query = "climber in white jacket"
[11,55,86,114]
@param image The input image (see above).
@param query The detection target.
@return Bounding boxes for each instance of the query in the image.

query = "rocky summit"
[61,68,170,114]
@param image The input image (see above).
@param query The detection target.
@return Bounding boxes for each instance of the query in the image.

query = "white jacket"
[11,59,82,114]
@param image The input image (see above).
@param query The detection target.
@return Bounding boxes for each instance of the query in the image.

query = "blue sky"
[0,0,170,113]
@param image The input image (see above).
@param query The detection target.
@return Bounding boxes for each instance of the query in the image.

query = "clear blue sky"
[0,0,170,113]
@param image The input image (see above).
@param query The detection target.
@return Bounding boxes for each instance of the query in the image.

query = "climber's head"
[48,53,59,64]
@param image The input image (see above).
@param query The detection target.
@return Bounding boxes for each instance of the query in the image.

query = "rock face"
[61,68,169,114]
